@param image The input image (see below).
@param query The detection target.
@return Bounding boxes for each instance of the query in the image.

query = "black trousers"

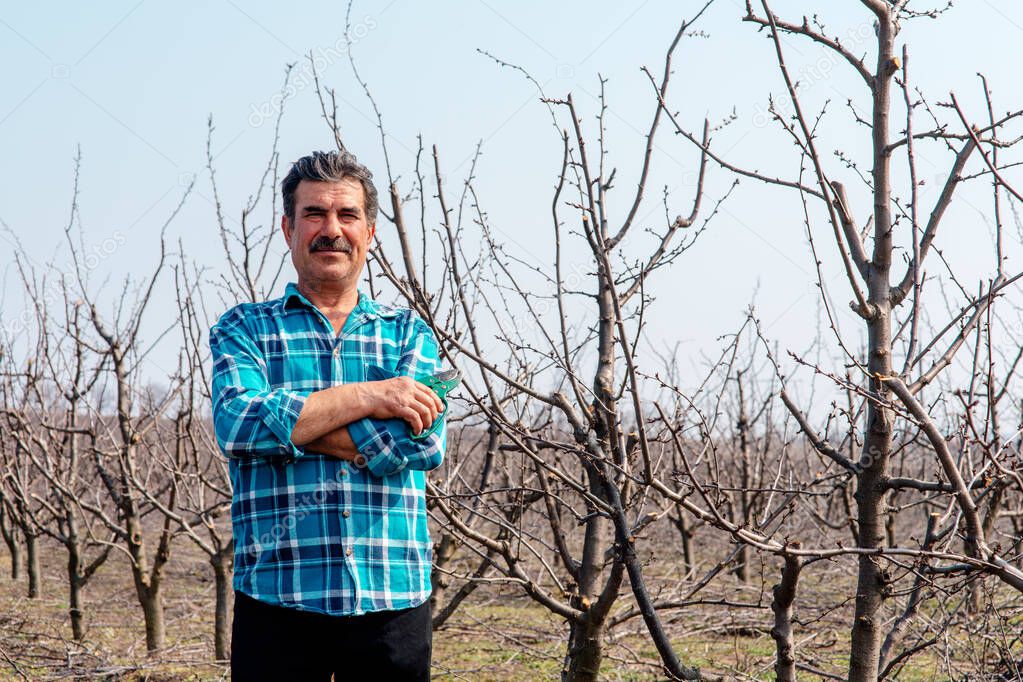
[231,591,432,681]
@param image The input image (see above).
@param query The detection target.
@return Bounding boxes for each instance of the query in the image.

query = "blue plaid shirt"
[210,282,446,616]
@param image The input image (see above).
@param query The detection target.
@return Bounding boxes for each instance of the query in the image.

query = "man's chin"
[304,263,354,283]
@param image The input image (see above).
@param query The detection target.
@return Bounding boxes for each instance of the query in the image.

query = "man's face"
[282,178,376,292]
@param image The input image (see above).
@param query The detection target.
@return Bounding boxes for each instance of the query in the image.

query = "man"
[210,150,446,681]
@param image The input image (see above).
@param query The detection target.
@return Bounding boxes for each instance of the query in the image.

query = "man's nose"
[321,211,343,237]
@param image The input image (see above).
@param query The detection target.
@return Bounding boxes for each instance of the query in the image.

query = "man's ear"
[281,214,293,249]
[367,222,376,244]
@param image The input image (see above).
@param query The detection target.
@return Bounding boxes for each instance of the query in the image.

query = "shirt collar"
[282,282,401,320]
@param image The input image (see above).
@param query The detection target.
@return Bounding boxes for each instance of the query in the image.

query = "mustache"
[309,236,353,253]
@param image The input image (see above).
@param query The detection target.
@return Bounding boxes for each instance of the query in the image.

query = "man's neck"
[297,280,359,323]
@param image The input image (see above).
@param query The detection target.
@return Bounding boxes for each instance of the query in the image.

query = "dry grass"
[0,533,1017,681]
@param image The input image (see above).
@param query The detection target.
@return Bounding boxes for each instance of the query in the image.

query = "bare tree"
[57,165,193,652]
[0,487,22,582]
[132,259,236,660]
[635,1,1023,678]
[0,260,117,640]
[0,362,47,600]
[310,2,732,678]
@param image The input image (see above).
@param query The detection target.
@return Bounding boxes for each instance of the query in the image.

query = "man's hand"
[360,376,444,435]
[291,376,444,449]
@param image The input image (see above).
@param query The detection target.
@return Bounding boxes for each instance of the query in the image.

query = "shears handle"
[366,365,460,440]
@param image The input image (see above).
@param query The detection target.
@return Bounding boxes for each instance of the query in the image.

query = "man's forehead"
[295,178,365,206]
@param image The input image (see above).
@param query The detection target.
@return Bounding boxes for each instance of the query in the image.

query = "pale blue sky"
[2,1,1022,395]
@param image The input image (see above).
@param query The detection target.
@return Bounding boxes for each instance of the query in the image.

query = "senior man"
[210,150,446,681]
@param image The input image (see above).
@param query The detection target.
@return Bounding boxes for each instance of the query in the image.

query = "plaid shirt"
[210,282,446,616]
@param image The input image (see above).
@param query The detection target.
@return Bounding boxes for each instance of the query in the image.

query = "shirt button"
[345,548,353,557]
[340,468,347,476]
[342,510,350,518]
[332,347,340,357]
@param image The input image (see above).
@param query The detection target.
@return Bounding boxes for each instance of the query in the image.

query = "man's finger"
[422,390,441,424]
[417,397,436,430]
[424,385,443,414]
[403,407,424,435]
[414,385,441,420]
[414,404,430,433]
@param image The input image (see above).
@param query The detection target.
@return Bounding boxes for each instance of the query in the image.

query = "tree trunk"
[849,8,896,681]
[1011,516,1023,563]
[735,373,752,584]
[24,531,40,599]
[8,542,21,582]
[211,547,233,661]
[563,616,603,682]
[68,544,85,641]
[770,546,802,682]
[139,583,166,652]
[121,443,173,654]
[126,509,168,652]
[672,506,694,576]
[885,497,897,548]
[734,544,749,584]
[965,578,983,614]
[579,461,608,598]
[966,484,1006,613]
[848,286,894,682]
[69,583,85,641]
[429,532,459,616]
[1,518,21,582]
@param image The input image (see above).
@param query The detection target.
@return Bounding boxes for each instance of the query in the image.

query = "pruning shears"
[367,365,461,440]
[410,368,461,440]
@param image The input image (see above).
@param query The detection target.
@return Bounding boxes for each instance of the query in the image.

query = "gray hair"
[281,150,379,223]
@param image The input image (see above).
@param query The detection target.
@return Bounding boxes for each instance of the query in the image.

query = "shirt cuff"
[348,417,409,476]
[258,388,310,462]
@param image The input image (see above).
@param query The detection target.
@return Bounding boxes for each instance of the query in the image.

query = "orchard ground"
[0,530,965,681]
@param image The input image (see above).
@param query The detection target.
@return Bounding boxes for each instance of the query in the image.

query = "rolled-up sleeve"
[210,314,310,462]
[348,314,447,477]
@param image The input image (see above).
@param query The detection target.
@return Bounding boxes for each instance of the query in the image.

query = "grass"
[0,535,1018,680]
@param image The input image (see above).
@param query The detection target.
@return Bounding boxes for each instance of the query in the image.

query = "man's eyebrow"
[301,204,327,213]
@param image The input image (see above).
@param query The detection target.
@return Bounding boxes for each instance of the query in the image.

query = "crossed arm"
[210,312,446,475]
[290,379,444,461]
